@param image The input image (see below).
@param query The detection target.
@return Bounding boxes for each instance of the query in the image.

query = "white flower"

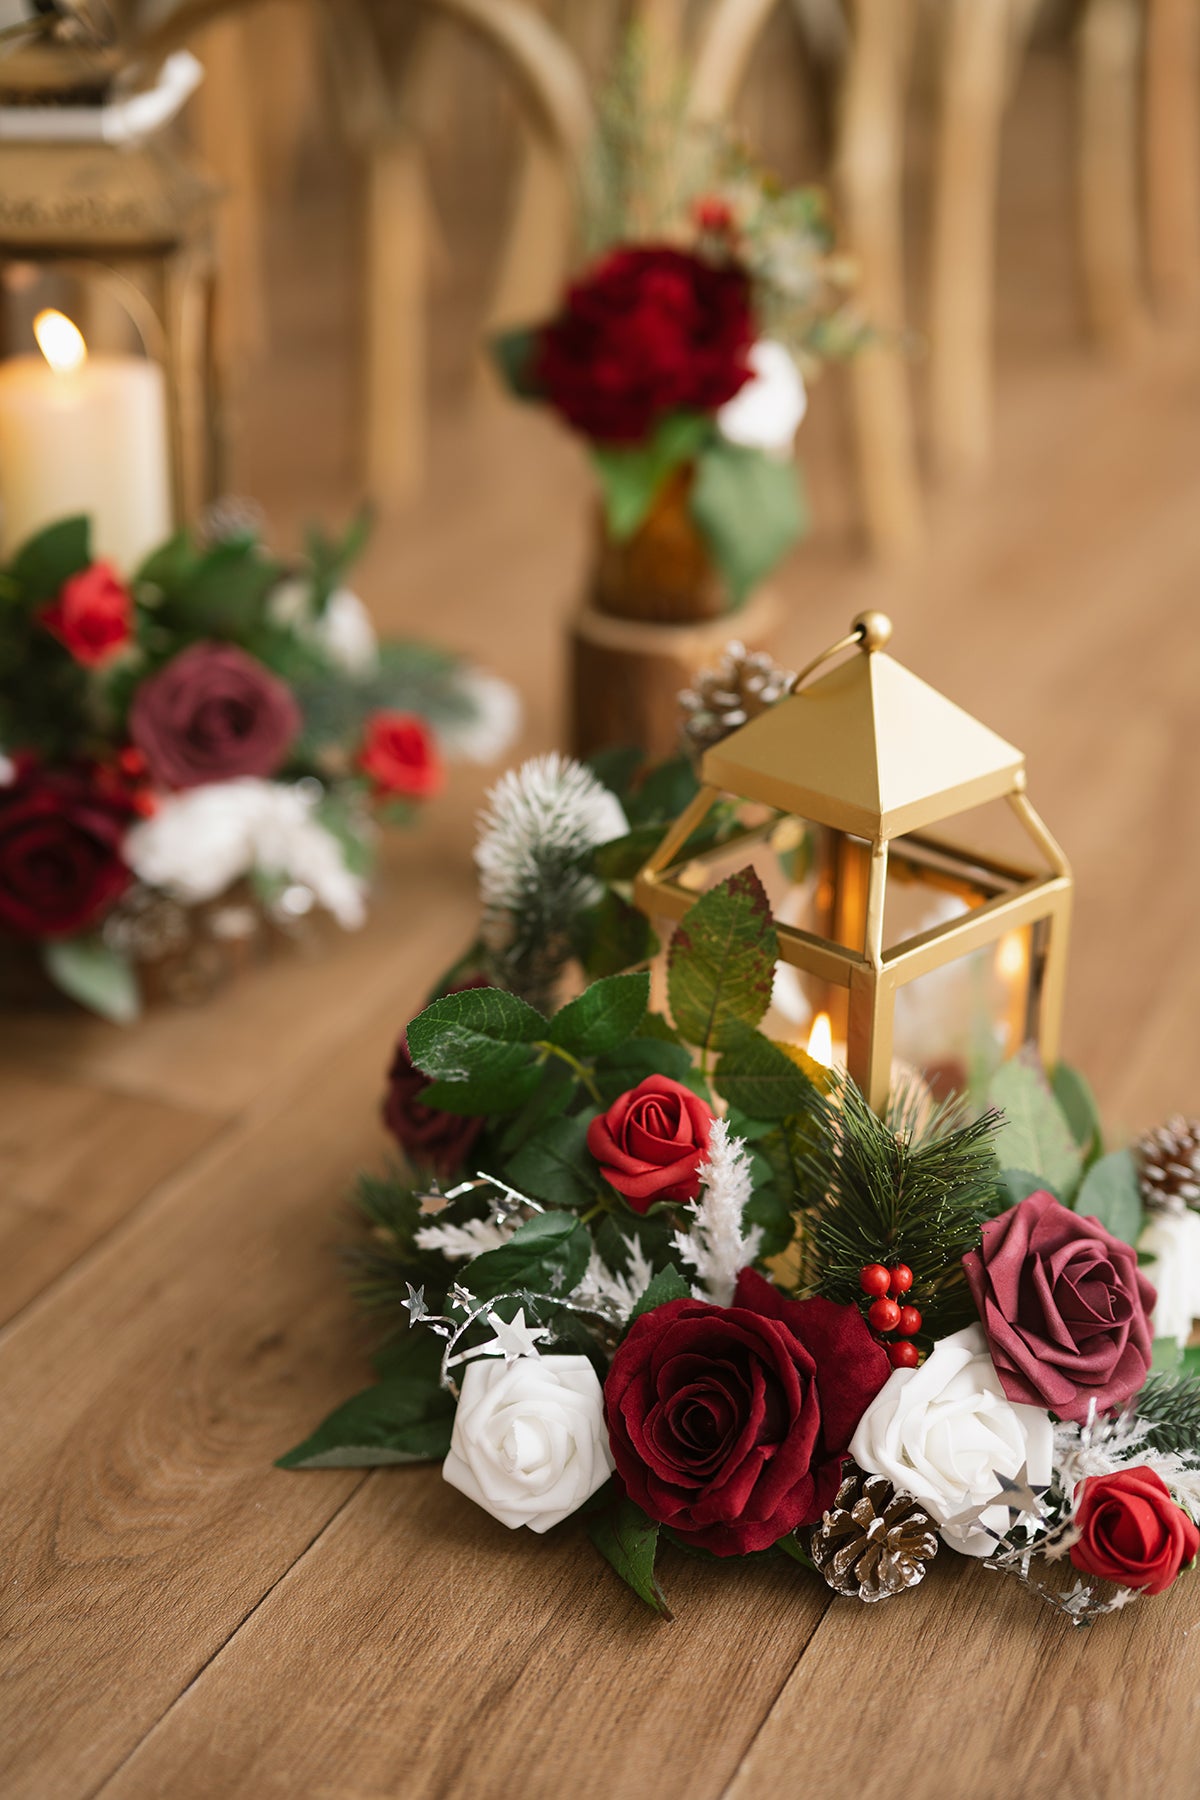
[474,753,627,916]
[849,1325,1054,1556]
[1139,1209,1200,1347]
[437,669,523,766]
[673,1118,762,1305]
[269,579,380,675]
[442,1354,613,1532]
[124,778,368,929]
[716,339,807,457]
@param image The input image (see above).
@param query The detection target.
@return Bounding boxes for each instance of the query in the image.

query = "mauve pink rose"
[130,642,300,790]
[962,1188,1155,1424]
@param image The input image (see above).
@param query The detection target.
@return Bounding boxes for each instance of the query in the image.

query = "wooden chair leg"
[1144,0,1200,314]
[929,0,1013,483]
[363,130,428,509]
[836,0,923,557]
[193,16,270,377]
[1078,0,1148,352]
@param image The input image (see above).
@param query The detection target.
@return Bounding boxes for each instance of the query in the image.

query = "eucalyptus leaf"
[998,1169,1060,1209]
[1052,1062,1103,1161]
[43,936,139,1024]
[990,1058,1083,1200]
[276,1374,455,1469]
[667,868,777,1054]
[588,1497,674,1619]
[1073,1147,1144,1247]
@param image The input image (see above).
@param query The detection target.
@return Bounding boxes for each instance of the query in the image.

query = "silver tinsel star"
[467,1307,551,1364]
[403,1283,428,1325]
[449,1282,477,1310]
[945,1461,1049,1538]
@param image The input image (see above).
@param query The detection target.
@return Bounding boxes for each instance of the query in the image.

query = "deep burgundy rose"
[1070,1467,1199,1595]
[0,759,134,937]
[604,1268,891,1555]
[359,711,443,800]
[535,245,754,444]
[129,642,300,789]
[586,1075,714,1213]
[40,561,133,666]
[962,1188,1155,1424]
[383,978,488,1178]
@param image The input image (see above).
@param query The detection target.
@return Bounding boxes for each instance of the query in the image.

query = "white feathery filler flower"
[474,753,628,915]
[673,1119,763,1306]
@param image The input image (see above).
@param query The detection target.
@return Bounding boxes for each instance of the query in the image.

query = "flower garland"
[281,754,1200,1625]
[0,509,519,1019]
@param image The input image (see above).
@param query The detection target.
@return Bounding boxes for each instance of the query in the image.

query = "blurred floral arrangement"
[281,749,1200,1627]
[0,507,519,1020]
[492,49,861,618]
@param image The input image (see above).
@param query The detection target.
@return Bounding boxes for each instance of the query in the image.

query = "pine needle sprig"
[1136,1373,1200,1464]
[345,1170,467,1317]
[801,1077,1004,1341]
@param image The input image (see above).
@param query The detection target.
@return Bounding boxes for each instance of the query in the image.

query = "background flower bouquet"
[0,508,519,1020]
[281,752,1200,1627]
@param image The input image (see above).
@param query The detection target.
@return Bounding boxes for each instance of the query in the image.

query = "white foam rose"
[716,339,807,457]
[1139,1209,1200,1347]
[442,1354,613,1532]
[849,1324,1053,1557]
[269,579,379,675]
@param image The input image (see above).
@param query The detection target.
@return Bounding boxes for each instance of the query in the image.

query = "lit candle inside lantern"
[996,928,1030,1056]
[0,309,172,574]
[807,1010,836,1067]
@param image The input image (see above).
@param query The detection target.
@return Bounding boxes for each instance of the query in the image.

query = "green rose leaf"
[998,1168,1060,1209]
[134,529,200,591]
[466,1210,593,1301]
[989,1058,1084,1200]
[667,868,778,1055]
[627,1263,693,1329]
[1073,1146,1144,1247]
[9,515,91,603]
[545,970,650,1058]
[574,886,659,980]
[591,413,713,543]
[593,1036,695,1105]
[588,1496,674,1619]
[689,441,807,606]
[506,1113,599,1210]
[276,1374,455,1469]
[165,541,280,637]
[42,936,140,1024]
[409,987,547,1115]
[714,1019,819,1122]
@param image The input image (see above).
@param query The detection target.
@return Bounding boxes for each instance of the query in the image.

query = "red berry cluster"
[859,1263,921,1369]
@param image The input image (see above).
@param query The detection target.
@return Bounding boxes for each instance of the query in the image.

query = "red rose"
[535,245,754,444]
[962,1188,1155,1423]
[40,561,133,667]
[586,1075,714,1212]
[359,711,443,800]
[1070,1467,1199,1596]
[604,1268,891,1555]
[129,642,300,789]
[0,759,133,937]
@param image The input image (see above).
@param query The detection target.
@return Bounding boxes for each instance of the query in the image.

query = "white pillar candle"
[0,310,172,576]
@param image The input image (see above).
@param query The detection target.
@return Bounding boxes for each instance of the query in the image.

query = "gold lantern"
[0,36,223,524]
[635,613,1073,1113]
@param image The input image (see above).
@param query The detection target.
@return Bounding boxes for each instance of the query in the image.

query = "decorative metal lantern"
[635,613,1073,1113]
[0,38,223,535]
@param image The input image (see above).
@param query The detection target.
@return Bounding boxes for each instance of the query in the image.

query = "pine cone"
[679,641,794,762]
[810,1467,939,1602]
[1137,1116,1200,1215]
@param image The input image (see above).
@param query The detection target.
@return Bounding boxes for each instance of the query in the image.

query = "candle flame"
[34,310,88,375]
[806,1011,834,1066]
[996,931,1028,981]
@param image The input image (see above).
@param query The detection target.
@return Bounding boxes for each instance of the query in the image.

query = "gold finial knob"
[853,611,893,653]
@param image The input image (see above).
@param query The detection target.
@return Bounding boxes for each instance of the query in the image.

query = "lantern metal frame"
[634,613,1073,1114]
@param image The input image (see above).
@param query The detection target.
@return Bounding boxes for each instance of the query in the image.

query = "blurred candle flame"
[806,1010,834,1066]
[34,310,88,375]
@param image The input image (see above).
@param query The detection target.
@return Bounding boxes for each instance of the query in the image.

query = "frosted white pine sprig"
[571,1235,656,1323]
[673,1119,763,1307]
[413,1216,515,1261]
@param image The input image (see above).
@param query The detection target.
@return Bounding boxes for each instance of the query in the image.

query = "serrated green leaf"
[506,1113,599,1209]
[574,886,658,980]
[667,868,777,1055]
[466,1211,592,1301]
[591,413,713,542]
[408,987,546,1113]
[546,971,649,1057]
[42,936,139,1024]
[689,441,806,605]
[990,1058,1083,1199]
[998,1168,1060,1208]
[714,1019,818,1122]
[590,825,668,882]
[276,1373,455,1469]
[9,515,91,602]
[627,1263,692,1327]
[593,1036,695,1105]
[776,1532,817,1570]
[1074,1147,1144,1246]
[588,1497,674,1619]
[1052,1062,1103,1160]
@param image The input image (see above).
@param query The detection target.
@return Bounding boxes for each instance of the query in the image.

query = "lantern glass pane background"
[636,619,1073,1114]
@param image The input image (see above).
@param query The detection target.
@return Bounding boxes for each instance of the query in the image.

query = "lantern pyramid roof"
[701,644,1024,840]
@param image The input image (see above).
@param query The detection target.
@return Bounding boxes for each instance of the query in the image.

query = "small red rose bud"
[868,1296,901,1333]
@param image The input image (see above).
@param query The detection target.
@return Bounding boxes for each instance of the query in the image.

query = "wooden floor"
[5,63,1200,1800]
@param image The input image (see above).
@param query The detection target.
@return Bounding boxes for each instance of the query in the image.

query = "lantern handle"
[786,611,893,695]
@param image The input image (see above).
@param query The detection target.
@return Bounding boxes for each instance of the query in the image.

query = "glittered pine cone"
[1137,1116,1200,1215]
[679,641,795,762]
[809,1467,939,1602]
